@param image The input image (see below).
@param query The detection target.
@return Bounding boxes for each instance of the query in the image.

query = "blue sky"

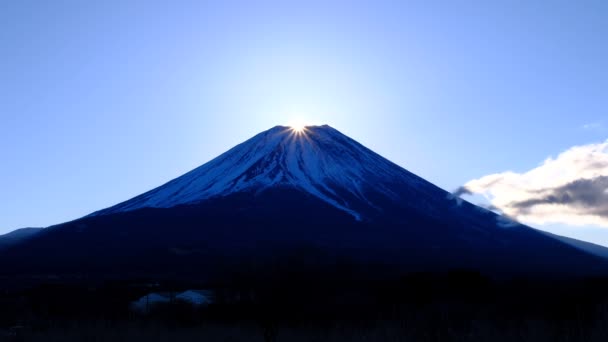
[1,1,607,245]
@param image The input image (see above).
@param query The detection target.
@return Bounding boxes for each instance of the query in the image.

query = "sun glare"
[291,123,306,133]
[288,119,308,134]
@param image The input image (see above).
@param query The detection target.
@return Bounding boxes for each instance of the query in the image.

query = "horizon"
[2,1,608,247]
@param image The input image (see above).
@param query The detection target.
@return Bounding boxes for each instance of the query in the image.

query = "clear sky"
[1,1,607,245]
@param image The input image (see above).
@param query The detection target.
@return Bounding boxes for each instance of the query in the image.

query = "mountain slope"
[1,125,606,279]
[536,229,608,259]
[0,227,43,250]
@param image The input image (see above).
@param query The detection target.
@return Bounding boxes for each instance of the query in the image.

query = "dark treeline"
[1,263,608,342]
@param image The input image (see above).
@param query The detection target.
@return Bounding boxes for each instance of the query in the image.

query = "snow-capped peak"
[93,125,434,220]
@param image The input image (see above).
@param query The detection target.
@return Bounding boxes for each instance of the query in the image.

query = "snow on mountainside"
[93,125,441,220]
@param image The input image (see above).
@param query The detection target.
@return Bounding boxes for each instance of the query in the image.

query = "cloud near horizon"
[457,140,608,228]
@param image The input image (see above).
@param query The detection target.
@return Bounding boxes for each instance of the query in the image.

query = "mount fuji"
[93,125,442,221]
[1,125,607,279]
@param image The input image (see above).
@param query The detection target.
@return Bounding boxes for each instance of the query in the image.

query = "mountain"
[0,227,43,250]
[91,125,432,221]
[536,229,608,259]
[1,125,606,279]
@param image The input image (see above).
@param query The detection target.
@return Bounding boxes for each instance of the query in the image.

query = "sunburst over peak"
[287,119,308,134]
[290,124,306,134]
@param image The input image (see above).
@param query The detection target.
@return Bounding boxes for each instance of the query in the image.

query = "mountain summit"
[1,125,607,278]
[94,125,432,221]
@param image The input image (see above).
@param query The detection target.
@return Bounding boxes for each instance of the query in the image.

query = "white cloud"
[460,140,608,228]
[583,122,603,130]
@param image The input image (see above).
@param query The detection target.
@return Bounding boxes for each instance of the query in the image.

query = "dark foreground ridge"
[2,271,608,341]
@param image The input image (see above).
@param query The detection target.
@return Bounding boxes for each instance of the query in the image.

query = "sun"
[288,119,308,134]
[291,123,306,133]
